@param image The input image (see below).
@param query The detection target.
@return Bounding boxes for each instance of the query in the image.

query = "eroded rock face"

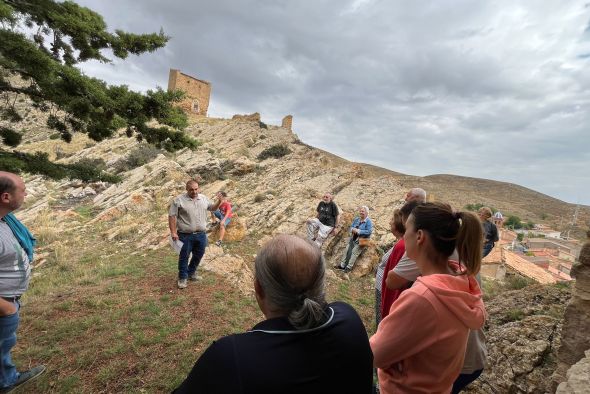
[466,284,572,394]
[556,350,590,394]
[209,217,247,243]
[551,232,590,390]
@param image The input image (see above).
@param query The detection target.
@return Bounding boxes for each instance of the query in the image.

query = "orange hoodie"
[370,273,485,394]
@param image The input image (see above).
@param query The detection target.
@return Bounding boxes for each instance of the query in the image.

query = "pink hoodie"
[370,273,485,394]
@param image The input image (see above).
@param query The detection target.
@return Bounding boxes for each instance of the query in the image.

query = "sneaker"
[215,240,222,247]
[188,272,203,281]
[0,365,46,393]
[334,265,345,270]
[177,279,188,289]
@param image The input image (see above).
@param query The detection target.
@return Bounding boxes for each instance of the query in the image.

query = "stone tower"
[281,115,293,131]
[167,69,211,116]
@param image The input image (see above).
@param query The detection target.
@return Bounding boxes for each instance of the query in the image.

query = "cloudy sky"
[74,0,590,205]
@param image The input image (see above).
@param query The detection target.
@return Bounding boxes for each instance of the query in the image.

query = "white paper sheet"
[168,236,183,254]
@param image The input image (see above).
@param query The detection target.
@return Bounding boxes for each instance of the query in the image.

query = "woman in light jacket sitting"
[336,206,373,273]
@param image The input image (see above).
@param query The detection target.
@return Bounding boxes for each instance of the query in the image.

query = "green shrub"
[254,194,265,203]
[464,203,497,213]
[259,121,268,129]
[505,215,526,229]
[0,127,23,147]
[257,144,291,160]
[66,157,120,183]
[113,144,162,173]
[0,153,26,173]
[49,133,61,140]
[504,308,525,322]
[504,274,534,290]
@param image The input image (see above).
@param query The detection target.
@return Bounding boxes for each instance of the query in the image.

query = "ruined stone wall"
[232,112,260,122]
[167,69,211,116]
[552,231,590,389]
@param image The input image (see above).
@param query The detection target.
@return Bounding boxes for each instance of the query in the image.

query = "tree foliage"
[0,0,196,153]
[464,202,497,213]
[257,144,291,160]
[0,150,121,183]
[504,215,535,230]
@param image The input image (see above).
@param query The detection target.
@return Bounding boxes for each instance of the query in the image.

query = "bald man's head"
[0,171,26,213]
[254,234,327,329]
[405,188,426,203]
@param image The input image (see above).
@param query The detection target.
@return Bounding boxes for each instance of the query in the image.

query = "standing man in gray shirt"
[0,171,45,392]
[169,180,221,289]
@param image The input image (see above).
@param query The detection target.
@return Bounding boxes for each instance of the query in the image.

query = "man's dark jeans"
[452,369,483,393]
[178,232,208,280]
[482,243,494,258]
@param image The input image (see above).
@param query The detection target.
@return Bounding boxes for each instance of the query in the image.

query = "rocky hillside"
[6,113,588,273]
[2,111,587,392]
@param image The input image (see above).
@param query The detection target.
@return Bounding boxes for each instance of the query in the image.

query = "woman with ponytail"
[370,202,486,394]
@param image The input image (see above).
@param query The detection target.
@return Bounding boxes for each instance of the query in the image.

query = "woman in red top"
[211,191,232,246]
[380,200,420,320]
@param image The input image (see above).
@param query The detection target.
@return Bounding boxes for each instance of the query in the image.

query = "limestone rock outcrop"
[209,217,247,243]
[556,349,590,393]
[465,284,572,393]
[551,231,590,390]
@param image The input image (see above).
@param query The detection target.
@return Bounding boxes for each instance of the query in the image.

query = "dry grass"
[18,215,376,393]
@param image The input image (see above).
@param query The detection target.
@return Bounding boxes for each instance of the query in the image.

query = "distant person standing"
[0,172,45,392]
[169,180,221,289]
[306,192,340,248]
[336,206,373,273]
[210,191,233,247]
[478,207,498,257]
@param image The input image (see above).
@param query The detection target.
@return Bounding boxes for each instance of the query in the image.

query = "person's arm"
[331,204,341,234]
[208,196,222,212]
[0,299,17,316]
[168,216,178,241]
[168,199,179,240]
[349,218,358,235]
[371,291,438,368]
[386,270,410,290]
[387,254,419,290]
